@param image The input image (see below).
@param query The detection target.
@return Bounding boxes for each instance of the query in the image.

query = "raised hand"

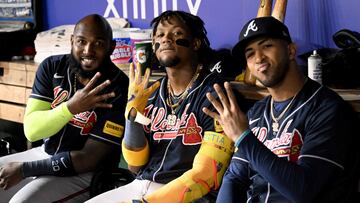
[0,162,23,190]
[125,62,160,119]
[67,72,115,114]
[202,82,249,142]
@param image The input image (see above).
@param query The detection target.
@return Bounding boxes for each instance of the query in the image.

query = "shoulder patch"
[103,120,124,138]
[214,118,224,133]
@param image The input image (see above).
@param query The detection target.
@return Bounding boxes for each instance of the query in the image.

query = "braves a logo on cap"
[244,20,258,37]
[210,61,222,73]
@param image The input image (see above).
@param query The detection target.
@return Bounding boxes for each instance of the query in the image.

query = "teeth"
[81,58,95,66]
[82,58,94,62]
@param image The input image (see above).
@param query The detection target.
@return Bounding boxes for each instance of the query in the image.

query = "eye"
[76,39,86,46]
[173,31,183,36]
[95,41,105,47]
[155,32,164,38]
[245,51,254,59]
[264,43,272,48]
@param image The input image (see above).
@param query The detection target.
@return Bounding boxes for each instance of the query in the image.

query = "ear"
[70,34,74,45]
[152,39,156,52]
[192,38,201,51]
[110,39,116,53]
[288,42,297,60]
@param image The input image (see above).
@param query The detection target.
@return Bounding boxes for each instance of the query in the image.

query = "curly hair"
[150,10,214,66]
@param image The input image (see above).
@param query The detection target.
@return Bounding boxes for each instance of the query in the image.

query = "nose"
[161,32,173,44]
[254,50,265,64]
[83,43,95,55]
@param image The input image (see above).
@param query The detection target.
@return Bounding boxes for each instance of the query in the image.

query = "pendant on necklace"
[272,122,279,132]
[167,114,177,126]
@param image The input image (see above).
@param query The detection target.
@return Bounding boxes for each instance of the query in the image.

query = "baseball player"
[87,11,239,203]
[203,16,359,202]
[0,14,128,202]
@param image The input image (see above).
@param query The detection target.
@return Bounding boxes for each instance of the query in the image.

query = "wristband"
[234,129,251,148]
[122,140,150,166]
[22,151,76,177]
[134,111,151,125]
[124,119,147,148]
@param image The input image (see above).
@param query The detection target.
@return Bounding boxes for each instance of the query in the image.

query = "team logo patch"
[70,111,97,135]
[178,113,203,144]
[214,118,223,133]
[103,121,124,138]
[271,130,303,163]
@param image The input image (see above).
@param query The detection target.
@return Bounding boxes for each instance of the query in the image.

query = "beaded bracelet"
[234,129,252,148]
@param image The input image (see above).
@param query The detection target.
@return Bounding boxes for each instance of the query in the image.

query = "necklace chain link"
[166,65,202,115]
[270,93,297,132]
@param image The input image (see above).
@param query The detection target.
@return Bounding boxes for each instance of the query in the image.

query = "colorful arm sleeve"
[144,131,234,203]
[23,98,73,142]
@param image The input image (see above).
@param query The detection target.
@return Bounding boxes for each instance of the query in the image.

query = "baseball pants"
[0,146,93,203]
[86,179,165,203]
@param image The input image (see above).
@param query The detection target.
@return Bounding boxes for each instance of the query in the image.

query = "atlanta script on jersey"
[217,79,359,202]
[30,54,128,156]
[137,69,225,184]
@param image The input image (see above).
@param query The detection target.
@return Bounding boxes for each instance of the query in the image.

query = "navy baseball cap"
[232,16,292,64]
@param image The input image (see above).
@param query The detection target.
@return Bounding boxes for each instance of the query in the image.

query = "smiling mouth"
[81,57,96,66]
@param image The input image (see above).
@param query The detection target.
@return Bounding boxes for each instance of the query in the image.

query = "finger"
[202,107,219,119]
[94,92,116,103]
[89,80,111,95]
[206,92,224,114]
[224,82,241,112]
[3,183,8,190]
[142,68,151,88]
[129,63,135,82]
[214,83,230,110]
[135,62,142,84]
[145,81,160,96]
[95,103,113,109]
[83,72,101,92]
[0,179,4,188]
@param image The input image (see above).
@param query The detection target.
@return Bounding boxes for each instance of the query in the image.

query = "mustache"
[69,53,96,78]
[69,51,112,79]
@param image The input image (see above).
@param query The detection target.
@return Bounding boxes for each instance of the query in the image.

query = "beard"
[259,59,290,88]
[158,56,181,67]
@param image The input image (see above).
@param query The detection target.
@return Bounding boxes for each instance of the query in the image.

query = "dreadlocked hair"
[151,10,215,67]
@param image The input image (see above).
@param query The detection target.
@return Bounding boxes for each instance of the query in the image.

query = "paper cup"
[134,40,152,75]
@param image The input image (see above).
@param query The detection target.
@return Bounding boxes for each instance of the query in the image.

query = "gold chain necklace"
[166,65,202,126]
[73,73,77,93]
[270,94,297,132]
[270,78,307,132]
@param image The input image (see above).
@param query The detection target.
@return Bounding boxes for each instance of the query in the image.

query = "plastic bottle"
[308,50,322,84]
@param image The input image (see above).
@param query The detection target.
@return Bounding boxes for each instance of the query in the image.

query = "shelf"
[231,81,360,112]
